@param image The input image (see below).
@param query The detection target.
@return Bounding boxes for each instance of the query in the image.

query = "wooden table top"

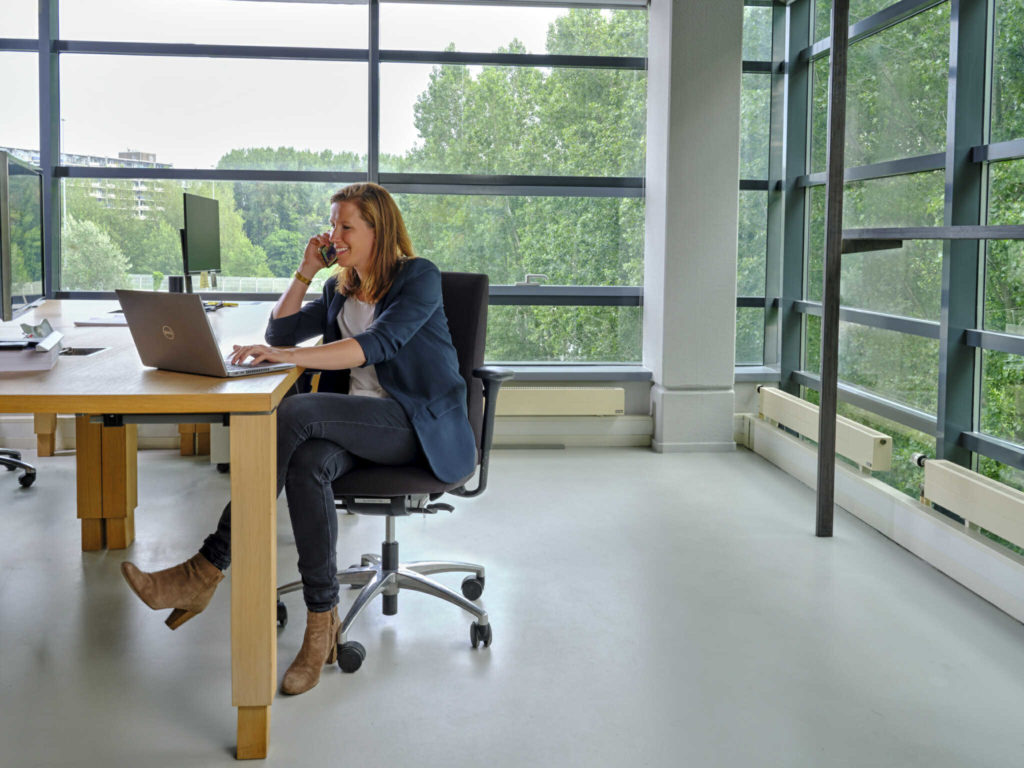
[0,299,302,414]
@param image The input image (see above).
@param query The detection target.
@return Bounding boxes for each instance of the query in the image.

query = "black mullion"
[781,0,811,397]
[763,0,788,369]
[38,0,58,298]
[937,0,988,468]
[368,0,380,182]
[799,152,946,186]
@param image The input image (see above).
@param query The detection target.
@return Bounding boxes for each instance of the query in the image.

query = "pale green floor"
[2,446,1024,767]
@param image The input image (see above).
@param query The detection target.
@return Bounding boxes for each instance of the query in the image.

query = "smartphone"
[319,243,337,267]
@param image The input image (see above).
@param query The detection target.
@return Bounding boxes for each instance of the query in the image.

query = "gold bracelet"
[293,271,312,286]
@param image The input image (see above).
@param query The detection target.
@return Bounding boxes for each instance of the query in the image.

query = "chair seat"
[330,463,473,497]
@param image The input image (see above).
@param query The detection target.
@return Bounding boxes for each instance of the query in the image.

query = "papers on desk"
[74,314,128,327]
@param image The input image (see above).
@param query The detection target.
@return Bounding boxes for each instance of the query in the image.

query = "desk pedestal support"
[230,412,277,760]
[75,415,138,551]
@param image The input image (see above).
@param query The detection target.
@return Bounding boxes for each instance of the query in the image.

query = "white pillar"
[643,0,742,452]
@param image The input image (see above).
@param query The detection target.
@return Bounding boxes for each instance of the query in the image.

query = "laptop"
[116,290,295,378]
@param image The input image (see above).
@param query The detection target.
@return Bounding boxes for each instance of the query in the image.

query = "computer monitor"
[181,192,220,291]
[0,151,45,321]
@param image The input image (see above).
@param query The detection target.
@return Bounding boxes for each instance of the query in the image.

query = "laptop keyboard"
[225,359,290,375]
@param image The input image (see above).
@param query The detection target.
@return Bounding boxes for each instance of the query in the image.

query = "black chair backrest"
[440,272,488,455]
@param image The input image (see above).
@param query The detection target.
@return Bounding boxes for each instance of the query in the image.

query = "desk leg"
[74,416,138,551]
[230,412,276,760]
[102,423,138,549]
[34,413,57,457]
[76,416,105,551]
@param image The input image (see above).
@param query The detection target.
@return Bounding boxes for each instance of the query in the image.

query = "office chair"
[1,448,36,487]
[276,271,512,673]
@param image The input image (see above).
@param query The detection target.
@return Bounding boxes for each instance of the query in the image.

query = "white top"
[337,297,389,399]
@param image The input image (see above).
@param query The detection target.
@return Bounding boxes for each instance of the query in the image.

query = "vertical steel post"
[368,0,380,183]
[763,0,788,371]
[937,0,988,468]
[778,0,812,395]
[816,0,850,538]
[38,0,59,297]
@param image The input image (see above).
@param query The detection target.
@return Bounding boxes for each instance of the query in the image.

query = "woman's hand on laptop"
[229,344,295,366]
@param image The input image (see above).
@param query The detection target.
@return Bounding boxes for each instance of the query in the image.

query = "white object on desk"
[73,315,128,327]
[0,344,60,372]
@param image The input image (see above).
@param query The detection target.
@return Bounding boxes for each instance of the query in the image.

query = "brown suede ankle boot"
[121,553,225,630]
[280,606,341,696]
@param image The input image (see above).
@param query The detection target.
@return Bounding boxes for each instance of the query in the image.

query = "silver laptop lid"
[116,290,239,377]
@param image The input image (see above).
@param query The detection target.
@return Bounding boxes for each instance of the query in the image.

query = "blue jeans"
[199,393,421,612]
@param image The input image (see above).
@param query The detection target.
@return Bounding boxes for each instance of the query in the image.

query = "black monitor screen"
[0,152,44,322]
[182,192,220,274]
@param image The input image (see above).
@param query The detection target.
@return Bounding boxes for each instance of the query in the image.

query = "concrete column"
[643,0,742,452]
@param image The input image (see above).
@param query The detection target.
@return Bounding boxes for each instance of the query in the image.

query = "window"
[780,0,1024,503]
[0,2,647,365]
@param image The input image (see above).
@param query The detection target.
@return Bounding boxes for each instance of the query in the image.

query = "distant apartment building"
[1,147,171,218]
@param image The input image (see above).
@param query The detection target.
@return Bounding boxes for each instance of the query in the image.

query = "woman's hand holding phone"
[300,232,332,279]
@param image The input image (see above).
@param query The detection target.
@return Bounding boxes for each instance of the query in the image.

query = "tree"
[61,217,131,290]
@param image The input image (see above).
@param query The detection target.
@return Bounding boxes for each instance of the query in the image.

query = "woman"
[121,183,477,695]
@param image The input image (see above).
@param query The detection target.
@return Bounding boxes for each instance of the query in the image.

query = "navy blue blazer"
[264,258,477,485]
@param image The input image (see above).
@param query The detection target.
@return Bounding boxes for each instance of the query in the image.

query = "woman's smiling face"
[329,200,376,276]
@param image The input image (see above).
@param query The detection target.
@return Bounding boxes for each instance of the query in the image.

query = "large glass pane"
[737,190,767,297]
[393,194,644,287]
[805,172,943,318]
[985,160,1024,333]
[62,180,643,293]
[0,0,36,38]
[743,5,772,61]
[0,53,39,154]
[60,56,367,171]
[736,306,765,365]
[980,350,1024,448]
[487,305,641,363]
[380,63,645,176]
[805,315,940,414]
[381,5,646,57]
[810,3,949,172]
[8,162,44,306]
[740,73,770,180]
[991,0,1024,142]
[62,178,338,291]
[60,0,367,48]
[814,0,918,43]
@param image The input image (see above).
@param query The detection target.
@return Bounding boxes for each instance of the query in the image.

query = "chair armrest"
[452,366,514,498]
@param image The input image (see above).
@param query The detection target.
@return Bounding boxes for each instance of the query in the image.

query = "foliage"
[8,172,42,292]
[59,9,646,362]
[61,216,131,290]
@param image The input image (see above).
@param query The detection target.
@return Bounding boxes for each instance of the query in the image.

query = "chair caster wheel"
[18,472,35,488]
[338,641,365,673]
[470,622,492,649]
[461,575,484,601]
[216,463,230,474]
[277,600,288,628]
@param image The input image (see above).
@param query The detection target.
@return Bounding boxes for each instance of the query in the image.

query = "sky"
[0,0,569,168]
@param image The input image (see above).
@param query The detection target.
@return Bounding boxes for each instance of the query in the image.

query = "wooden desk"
[0,299,298,759]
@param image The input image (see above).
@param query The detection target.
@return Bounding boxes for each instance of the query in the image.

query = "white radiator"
[925,459,1024,547]
[757,386,892,472]
[495,386,625,417]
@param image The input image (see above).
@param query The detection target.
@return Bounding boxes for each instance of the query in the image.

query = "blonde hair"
[330,183,416,303]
